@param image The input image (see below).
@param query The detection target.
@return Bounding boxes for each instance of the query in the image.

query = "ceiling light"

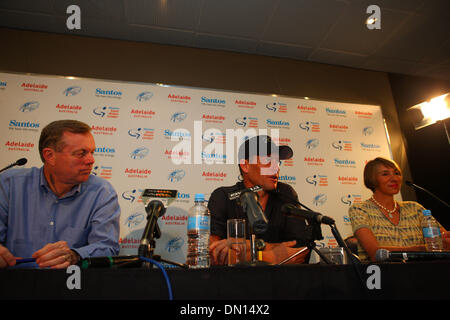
[366,17,377,25]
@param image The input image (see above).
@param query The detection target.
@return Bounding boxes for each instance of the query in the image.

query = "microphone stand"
[328,222,369,297]
[247,227,270,266]
[0,164,16,173]
[237,190,270,267]
[278,220,333,265]
[0,159,26,173]
[406,181,450,209]
[278,240,332,265]
[274,191,360,265]
[249,230,257,264]
[138,200,188,269]
[138,214,159,269]
[276,193,334,265]
[79,198,188,269]
[137,219,188,269]
[329,223,361,265]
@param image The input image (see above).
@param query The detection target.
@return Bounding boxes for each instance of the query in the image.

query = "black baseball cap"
[238,135,293,162]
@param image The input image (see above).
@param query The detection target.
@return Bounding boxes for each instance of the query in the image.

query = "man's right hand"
[263,241,309,264]
[209,235,230,265]
[0,244,17,268]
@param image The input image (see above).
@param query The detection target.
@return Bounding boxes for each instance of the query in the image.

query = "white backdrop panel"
[0,72,398,266]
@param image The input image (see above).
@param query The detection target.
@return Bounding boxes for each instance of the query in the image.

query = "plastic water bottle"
[421,209,443,251]
[186,193,210,268]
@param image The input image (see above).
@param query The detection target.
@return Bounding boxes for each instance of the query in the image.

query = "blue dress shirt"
[0,167,121,264]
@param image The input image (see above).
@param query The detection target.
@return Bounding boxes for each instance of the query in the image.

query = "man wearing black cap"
[208,135,310,265]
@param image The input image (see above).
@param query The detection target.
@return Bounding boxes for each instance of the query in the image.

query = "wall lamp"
[407,93,449,144]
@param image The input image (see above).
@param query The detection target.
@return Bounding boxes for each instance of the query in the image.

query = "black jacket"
[208,181,313,246]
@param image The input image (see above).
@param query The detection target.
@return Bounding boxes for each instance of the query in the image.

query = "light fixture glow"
[408,93,450,130]
[420,93,450,122]
[366,17,377,25]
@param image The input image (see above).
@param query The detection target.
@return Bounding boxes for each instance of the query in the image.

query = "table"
[1,261,449,300]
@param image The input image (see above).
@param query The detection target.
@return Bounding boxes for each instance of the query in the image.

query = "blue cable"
[139,256,173,300]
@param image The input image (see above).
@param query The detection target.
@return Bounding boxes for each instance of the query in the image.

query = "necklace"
[370,196,397,219]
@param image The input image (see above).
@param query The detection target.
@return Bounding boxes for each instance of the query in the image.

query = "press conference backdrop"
[0,71,397,266]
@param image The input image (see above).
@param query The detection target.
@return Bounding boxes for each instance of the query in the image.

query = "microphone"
[228,185,262,201]
[405,181,450,209]
[79,255,141,269]
[375,248,450,262]
[0,158,28,173]
[268,189,315,212]
[239,190,269,235]
[281,203,335,225]
[138,200,166,258]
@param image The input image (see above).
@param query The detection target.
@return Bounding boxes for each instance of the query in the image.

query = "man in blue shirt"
[0,120,120,269]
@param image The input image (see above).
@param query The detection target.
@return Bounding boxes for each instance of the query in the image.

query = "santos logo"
[95,88,122,98]
[278,175,296,185]
[164,129,191,139]
[177,192,190,199]
[201,152,226,163]
[360,142,381,151]
[266,119,290,128]
[326,107,346,116]
[9,120,40,129]
[95,146,115,153]
[334,158,356,167]
[19,101,40,112]
[201,96,226,106]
